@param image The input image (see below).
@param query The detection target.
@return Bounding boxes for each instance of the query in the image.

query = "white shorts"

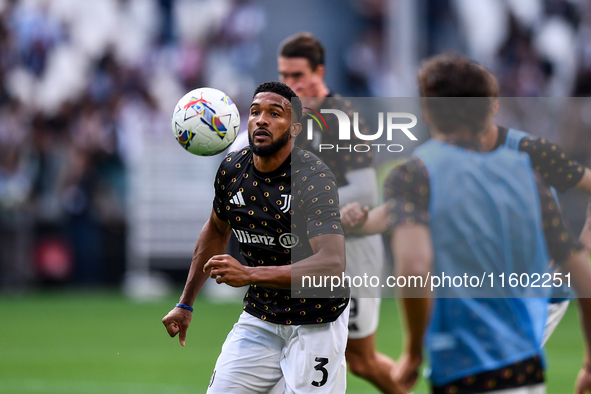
[481,383,545,394]
[207,307,349,394]
[542,300,569,345]
[344,234,384,339]
[347,297,381,339]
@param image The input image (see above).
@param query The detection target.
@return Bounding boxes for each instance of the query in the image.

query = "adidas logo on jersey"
[229,191,246,206]
[232,229,276,246]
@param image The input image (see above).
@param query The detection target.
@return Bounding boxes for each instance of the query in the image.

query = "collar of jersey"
[493,125,509,150]
[252,149,292,179]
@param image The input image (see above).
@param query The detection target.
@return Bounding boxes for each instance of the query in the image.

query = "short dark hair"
[278,32,325,70]
[417,54,498,98]
[253,81,302,122]
[417,54,498,135]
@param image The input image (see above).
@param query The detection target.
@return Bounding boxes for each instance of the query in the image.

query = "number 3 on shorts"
[311,357,329,387]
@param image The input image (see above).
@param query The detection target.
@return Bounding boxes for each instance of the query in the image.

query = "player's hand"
[392,352,422,392]
[162,307,192,347]
[384,364,410,394]
[204,254,251,287]
[575,365,591,394]
[340,203,369,231]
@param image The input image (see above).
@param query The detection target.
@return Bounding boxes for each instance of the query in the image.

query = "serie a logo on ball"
[172,87,240,156]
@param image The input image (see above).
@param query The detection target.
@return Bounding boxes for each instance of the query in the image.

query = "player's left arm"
[576,168,591,195]
[558,249,591,393]
[204,234,346,289]
[535,173,591,391]
[290,163,348,287]
[576,169,591,250]
[291,233,346,285]
[519,137,591,248]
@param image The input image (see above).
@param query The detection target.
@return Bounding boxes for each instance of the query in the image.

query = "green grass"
[0,291,584,393]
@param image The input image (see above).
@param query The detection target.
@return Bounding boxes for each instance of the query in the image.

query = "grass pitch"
[0,291,583,393]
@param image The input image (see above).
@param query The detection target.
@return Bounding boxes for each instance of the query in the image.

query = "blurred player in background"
[277,32,400,393]
[475,75,591,343]
[341,56,591,393]
[162,82,352,393]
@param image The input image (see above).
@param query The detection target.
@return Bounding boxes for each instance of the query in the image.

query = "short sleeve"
[301,169,344,239]
[383,157,431,229]
[535,172,583,263]
[519,136,585,192]
[213,161,228,221]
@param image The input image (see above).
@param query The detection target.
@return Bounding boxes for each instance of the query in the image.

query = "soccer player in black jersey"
[278,32,401,394]
[162,82,351,393]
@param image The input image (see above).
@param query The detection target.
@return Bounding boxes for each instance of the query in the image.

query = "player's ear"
[315,64,325,80]
[290,122,302,138]
[421,105,432,126]
[492,98,500,116]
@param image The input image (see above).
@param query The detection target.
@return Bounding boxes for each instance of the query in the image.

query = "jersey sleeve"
[301,168,344,239]
[212,159,229,221]
[383,157,431,229]
[535,172,584,263]
[518,136,585,192]
[382,153,583,263]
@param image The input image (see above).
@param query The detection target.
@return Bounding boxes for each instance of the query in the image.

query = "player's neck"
[253,143,292,173]
[317,83,329,99]
[433,129,484,151]
[301,84,329,110]
[479,123,499,152]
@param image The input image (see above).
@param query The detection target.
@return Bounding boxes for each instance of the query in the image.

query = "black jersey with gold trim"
[213,146,348,325]
[295,93,374,188]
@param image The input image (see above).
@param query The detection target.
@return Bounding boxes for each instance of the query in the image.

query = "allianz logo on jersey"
[303,107,418,153]
[232,229,300,249]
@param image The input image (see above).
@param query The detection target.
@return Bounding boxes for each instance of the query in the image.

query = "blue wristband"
[175,303,193,312]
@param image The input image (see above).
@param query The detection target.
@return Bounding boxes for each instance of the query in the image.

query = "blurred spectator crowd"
[346,0,591,164]
[0,0,266,290]
[0,0,590,291]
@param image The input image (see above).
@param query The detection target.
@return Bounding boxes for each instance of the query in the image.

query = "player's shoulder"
[387,156,428,181]
[384,156,429,191]
[292,147,333,176]
[218,146,253,172]
[292,148,339,193]
[324,92,355,113]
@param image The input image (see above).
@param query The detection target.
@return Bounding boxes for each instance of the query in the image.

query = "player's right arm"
[162,208,232,346]
[390,223,432,391]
